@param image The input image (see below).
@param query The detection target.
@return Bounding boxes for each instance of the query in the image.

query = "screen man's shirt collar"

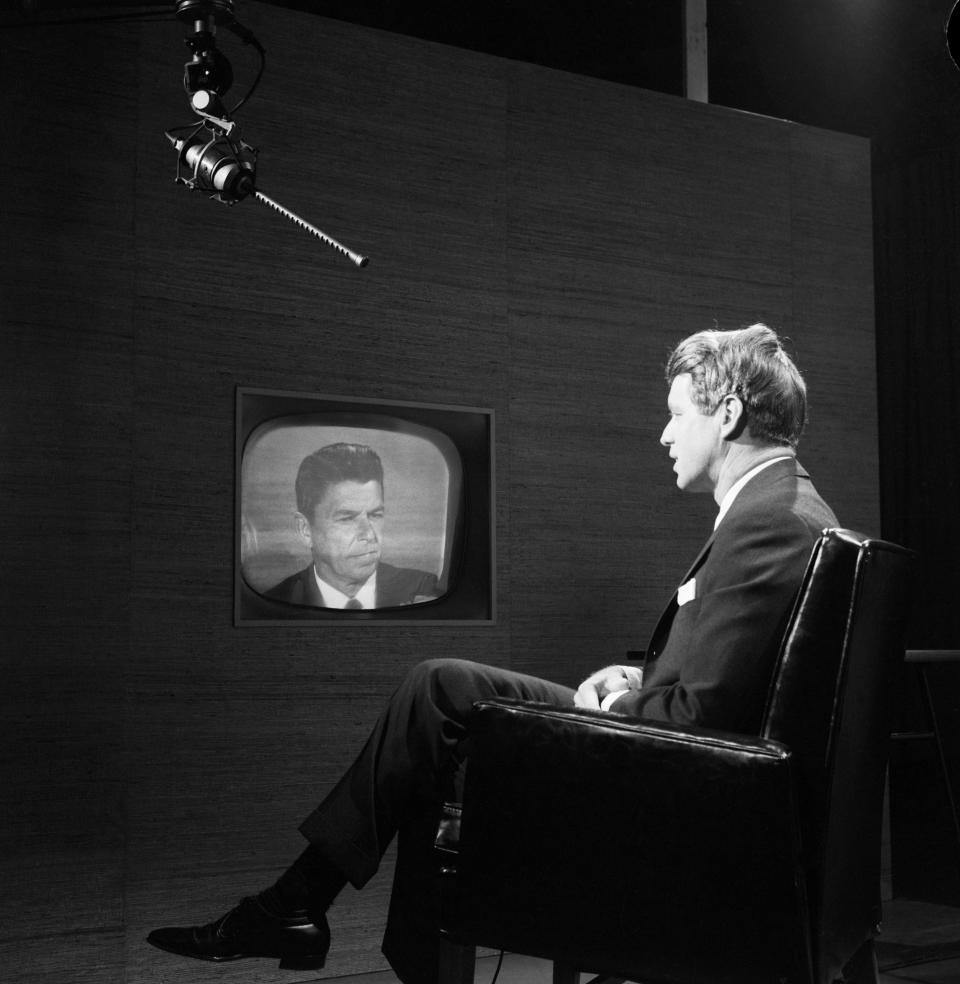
[313,567,378,608]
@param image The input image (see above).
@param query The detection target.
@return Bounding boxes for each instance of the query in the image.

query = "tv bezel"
[234,386,496,626]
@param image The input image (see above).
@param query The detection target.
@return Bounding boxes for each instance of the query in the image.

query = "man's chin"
[348,555,380,579]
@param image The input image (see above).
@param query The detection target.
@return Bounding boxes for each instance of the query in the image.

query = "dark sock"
[264,844,348,919]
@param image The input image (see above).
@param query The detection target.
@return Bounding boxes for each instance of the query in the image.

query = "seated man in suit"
[265,442,439,610]
[148,323,838,982]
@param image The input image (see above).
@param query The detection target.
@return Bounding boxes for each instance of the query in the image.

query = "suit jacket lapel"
[300,565,325,607]
[678,528,716,586]
[644,529,716,666]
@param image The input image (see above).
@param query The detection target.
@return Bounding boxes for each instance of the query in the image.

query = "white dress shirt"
[312,568,378,609]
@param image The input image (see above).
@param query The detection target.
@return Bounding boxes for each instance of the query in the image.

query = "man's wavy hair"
[296,443,384,520]
[665,323,807,450]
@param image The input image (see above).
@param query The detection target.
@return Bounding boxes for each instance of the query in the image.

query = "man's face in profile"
[660,373,724,493]
[297,480,385,594]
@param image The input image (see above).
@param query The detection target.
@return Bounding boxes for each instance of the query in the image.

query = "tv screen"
[235,388,495,624]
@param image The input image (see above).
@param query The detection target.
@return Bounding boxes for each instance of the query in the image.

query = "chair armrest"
[468,695,783,747]
[445,698,812,984]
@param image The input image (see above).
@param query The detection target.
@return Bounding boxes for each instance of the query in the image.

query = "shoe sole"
[147,938,325,970]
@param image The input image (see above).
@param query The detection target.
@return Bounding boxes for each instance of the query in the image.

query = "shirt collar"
[312,567,378,609]
[714,455,793,530]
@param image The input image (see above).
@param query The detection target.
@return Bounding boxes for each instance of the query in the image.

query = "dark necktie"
[345,599,363,610]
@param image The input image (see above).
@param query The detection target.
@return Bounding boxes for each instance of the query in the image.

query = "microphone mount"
[165,0,368,267]
[166,89,256,204]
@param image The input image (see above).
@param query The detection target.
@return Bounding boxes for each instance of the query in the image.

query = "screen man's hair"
[666,323,807,449]
[295,443,385,520]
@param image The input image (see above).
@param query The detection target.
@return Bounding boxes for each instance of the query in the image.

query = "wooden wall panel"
[0,20,136,984]
[0,6,878,982]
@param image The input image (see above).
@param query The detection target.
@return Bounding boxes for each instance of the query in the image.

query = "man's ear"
[294,511,313,545]
[719,394,748,441]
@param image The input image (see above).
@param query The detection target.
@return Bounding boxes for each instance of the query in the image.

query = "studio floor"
[875,898,960,984]
[330,898,960,984]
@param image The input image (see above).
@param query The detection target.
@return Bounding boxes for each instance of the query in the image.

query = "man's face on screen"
[298,479,385,594]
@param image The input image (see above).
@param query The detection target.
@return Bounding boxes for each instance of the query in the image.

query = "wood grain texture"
[0,18,135,984]
[0,7,878,982]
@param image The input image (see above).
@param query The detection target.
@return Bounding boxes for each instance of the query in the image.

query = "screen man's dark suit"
[265,561,439,608]
[299,457,837,984]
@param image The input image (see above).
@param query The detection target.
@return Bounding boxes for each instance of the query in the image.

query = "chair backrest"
[762,528,915,984]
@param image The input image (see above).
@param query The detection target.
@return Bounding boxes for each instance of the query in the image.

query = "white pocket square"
[677,577,697,606]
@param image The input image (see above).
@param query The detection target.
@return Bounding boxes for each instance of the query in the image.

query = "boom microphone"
[165,4,369,267]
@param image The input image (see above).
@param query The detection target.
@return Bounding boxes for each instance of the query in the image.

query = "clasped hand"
[574,664,644,710]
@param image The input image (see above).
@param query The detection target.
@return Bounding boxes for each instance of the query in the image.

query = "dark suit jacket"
[264,561,439,609]
[614,457,838,733]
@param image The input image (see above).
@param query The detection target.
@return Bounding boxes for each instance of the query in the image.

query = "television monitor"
[235,387,495,624]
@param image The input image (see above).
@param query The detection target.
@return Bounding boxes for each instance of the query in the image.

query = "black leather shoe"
[146,895,330,970]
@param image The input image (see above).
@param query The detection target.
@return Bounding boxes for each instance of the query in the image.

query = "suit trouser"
[298,657,575,984]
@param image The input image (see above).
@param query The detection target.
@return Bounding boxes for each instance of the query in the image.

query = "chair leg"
[438,939,477,984]
[842,939,879,984]
[553,961,578,984]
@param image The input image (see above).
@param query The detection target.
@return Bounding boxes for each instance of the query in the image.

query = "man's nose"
[357,516,378,540]
[660,422,672,447]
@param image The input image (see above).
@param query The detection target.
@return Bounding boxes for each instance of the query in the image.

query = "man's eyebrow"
[334,506,384,518]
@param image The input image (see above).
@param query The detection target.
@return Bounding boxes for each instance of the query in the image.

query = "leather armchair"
[438,529,916,984]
